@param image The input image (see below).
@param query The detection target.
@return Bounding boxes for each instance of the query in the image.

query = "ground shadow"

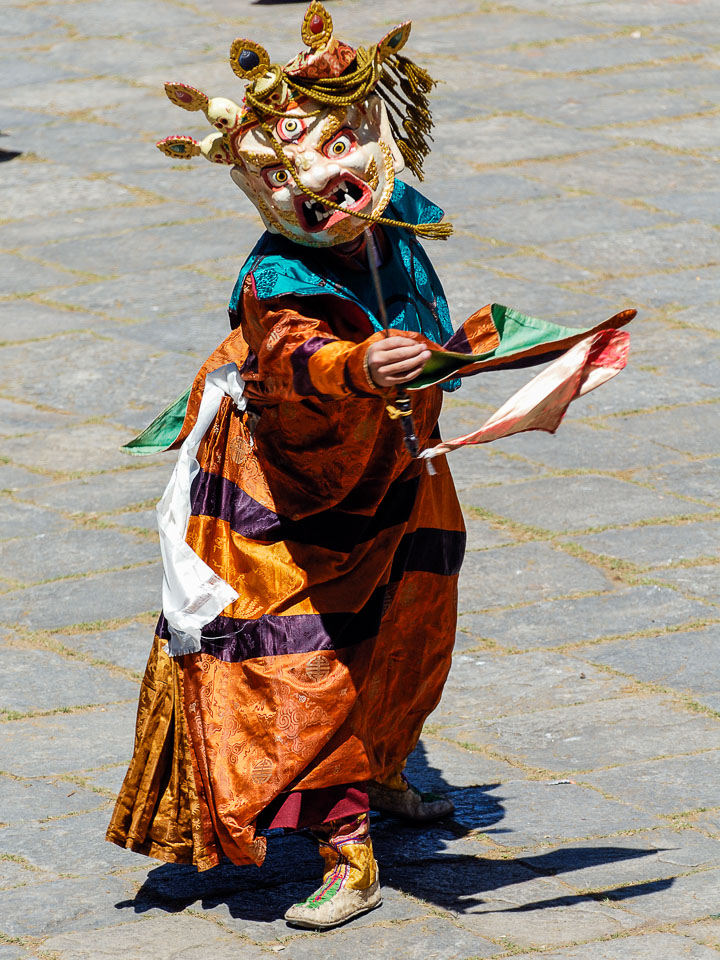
[115,739,669,925]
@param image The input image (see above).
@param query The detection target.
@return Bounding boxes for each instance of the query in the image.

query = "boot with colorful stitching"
[284,813,382,929]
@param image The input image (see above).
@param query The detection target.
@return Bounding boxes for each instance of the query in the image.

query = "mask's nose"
[294,151,341,192]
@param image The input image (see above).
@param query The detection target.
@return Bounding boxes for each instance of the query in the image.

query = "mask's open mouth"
[294,174,371,233]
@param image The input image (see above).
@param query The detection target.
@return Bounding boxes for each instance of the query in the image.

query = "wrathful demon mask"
[157,2,452,247]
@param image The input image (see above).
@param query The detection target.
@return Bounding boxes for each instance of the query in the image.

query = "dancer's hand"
[366,337,431,388]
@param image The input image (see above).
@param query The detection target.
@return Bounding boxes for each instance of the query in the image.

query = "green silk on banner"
[407,305,598,389]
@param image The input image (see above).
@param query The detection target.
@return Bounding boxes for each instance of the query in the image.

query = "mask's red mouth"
[293,173,372,233]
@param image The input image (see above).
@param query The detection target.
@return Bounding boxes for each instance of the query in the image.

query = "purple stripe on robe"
[190,469,419,554]
[390,528,466,581]
[157,587,386,662]
[291,336,337,399]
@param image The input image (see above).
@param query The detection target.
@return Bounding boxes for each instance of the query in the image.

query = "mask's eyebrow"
[308,108,355,144]
[238,146,281,170]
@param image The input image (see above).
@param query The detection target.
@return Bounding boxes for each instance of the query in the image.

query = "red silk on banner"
[419,329,630,461]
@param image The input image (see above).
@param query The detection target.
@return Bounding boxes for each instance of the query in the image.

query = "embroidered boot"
[366,766,454,822]
[284,813,382,929]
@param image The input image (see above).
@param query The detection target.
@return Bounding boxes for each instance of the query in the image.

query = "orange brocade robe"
[107,280,466,871]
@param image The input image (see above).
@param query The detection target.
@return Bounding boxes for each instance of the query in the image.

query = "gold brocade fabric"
[106,637,220,871]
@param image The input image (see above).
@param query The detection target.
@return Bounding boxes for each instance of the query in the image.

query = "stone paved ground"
[1,0,719,956]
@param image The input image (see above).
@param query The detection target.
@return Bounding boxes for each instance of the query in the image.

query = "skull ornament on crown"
[157,2,451,248]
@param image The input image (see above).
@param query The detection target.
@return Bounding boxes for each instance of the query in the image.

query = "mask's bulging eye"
[265,167,291,189]
[324,130,356,159]
[277,116,306,142]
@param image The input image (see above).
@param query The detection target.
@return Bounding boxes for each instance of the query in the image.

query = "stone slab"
[623,409,720,461]
[479,35,704,73]
[675,305,720,334]
[680,919,720,951]
[2,423,165,476]
[647,190,720,227]
[525,828,720,892]
[445,444,547,493]
[694,811,720,839]
[0,703,136,776]
[637,458,720,507]
[441,696,720,773]
[458,542,612,613]
[42,915,267,960]
[0,333,198,425]
[3,174,141,224]
[603,868,720,923]
[585,627,720,702]
[509,932,720,959]
[0,874,140,937]
[433,871,639,950]
[0,645,137,713]
[619,266,720,310]
[571,521,720,568]
[0,463,42,494]
[584,751,720,815]
[0,564,162,629]
[545,223,720,278]
[466,475,709,533]
[0,500,70,542]
[458,585,711,649]
[0,253,74,296]
[437,650,628,721]
[491,421,681,471]
[649,565,720,604]
[0,398,68,438]
[18,465,170,514]
[108,509,158,533]
[55,621,154,675]
[0,300,100,343]
[81,765,128,795]
[0,808,146,876]
[0,528,157,583]
[609,114,720,152]
[279,917,500,959]
[522,145,719,199]
[460,194,663,246]
[433,117,611,170]
[0,858,35,892]
[464,516,515,552]
[405,736,525,793]
[45,266,226,320]
[96,313,228,363]
[0,774,106,823]
[454,779,656,848]
[39,219,248,277]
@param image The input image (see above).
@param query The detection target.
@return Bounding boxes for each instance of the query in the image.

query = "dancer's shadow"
[116,738,671,926]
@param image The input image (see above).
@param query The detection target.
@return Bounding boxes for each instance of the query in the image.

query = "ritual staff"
[107,2,632,930]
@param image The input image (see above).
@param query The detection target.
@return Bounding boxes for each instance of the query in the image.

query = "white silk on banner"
[156,363,245,656]
[419,329,630,461]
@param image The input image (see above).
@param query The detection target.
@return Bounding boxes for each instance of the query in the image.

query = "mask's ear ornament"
[157,132,233,164]
[156,135,201,159]
[164,82,208,113]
